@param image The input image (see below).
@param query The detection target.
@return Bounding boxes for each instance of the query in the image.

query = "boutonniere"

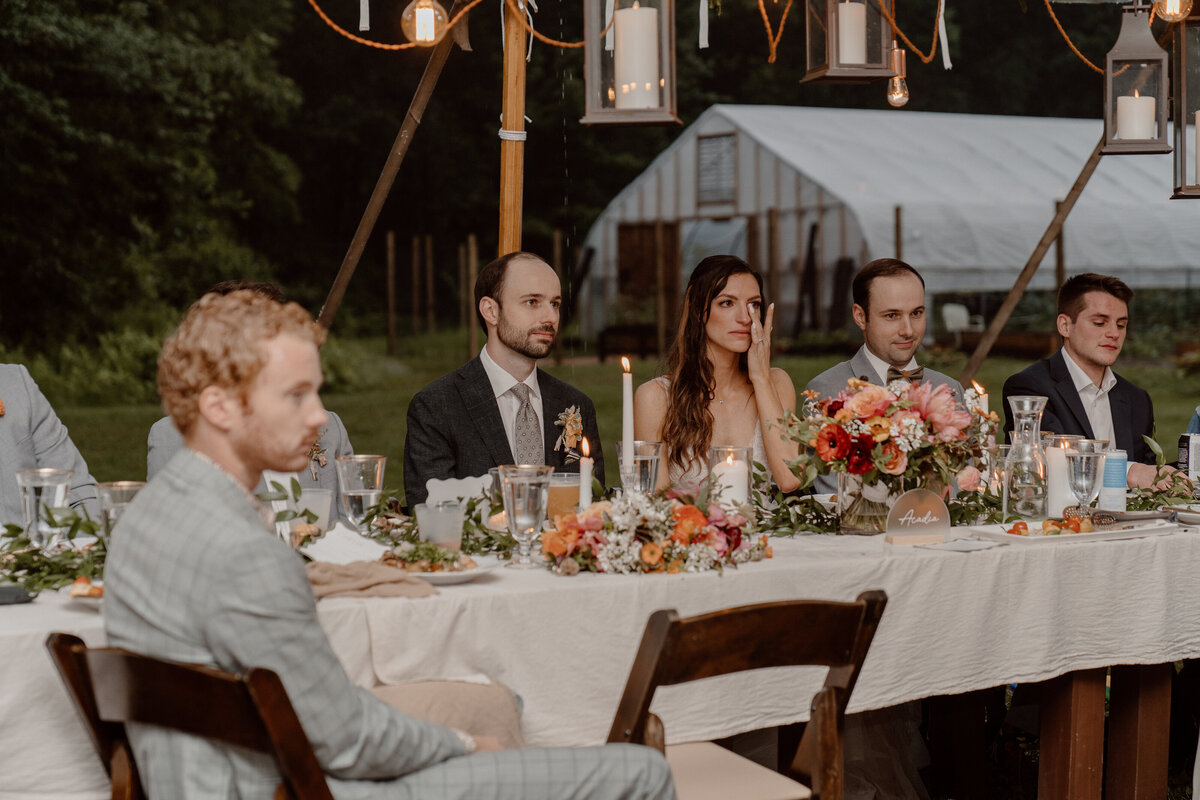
[307,429,328,480]
[554,405,583,464]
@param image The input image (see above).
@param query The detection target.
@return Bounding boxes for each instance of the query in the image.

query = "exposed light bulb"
[886,42,908,108]
[1155,0,1192,23]
[401,0,449,45]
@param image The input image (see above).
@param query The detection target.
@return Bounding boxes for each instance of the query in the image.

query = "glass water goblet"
[499,465,553,569]
[1065,448,1104,519]
[335,455,387,535]
[615,440,663,493]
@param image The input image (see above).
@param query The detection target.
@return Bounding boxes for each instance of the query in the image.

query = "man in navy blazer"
[1002,273,1174,489]
[404,252,605,507]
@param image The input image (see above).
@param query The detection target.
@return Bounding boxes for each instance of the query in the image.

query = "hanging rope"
[1042,0,1105,74]
[874,0,941,64]
[305,0,487,49]
[757,0,797,63]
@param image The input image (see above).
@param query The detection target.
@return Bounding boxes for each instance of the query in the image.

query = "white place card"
[300,522,389,565]
[885,488,951,545]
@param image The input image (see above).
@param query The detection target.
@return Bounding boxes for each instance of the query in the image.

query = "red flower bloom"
[846,434,876,475]
[826,400,844,415]
[815,424,851,462]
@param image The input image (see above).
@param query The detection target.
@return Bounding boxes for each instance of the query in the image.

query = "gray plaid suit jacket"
[804,346,964,493]
[404,357,606,507]
[104,449,673,800]
[0,363,97,524]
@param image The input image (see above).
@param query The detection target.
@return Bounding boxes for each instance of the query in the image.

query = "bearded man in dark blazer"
[404,252,605,507]
[1002,272,1176,489]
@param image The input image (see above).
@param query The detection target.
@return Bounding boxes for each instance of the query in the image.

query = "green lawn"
[57,332,1200,498]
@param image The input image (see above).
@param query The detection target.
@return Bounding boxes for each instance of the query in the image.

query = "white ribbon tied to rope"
[938,0,951,70]
[360,0,370,32]
[699,0,709,49]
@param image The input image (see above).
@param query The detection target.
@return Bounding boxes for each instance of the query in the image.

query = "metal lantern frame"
[581,0,680,126]
[1103,0,1172,154]
[1172,9,1200,196]
[802,0,896,83]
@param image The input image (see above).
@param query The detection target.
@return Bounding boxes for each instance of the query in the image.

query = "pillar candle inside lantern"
[1116,90,1155,140]
[614,2,660,110]
[837,1,867,65]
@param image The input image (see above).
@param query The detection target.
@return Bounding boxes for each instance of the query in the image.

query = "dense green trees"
[2,0,1125,346]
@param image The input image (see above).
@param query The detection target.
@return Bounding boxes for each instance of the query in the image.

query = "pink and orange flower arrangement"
[542,491,771,576]
[787,378,998,493]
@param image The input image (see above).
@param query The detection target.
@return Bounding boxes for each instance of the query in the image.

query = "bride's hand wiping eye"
[747,303,774,382]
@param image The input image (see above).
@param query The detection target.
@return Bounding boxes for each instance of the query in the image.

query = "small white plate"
[406,555,502,585]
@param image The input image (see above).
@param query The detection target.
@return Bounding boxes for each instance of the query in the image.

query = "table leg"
[1105,663,1171,800]
[1038,668,1106,800]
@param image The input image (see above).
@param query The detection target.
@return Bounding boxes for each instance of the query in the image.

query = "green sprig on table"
[1,510,105,594]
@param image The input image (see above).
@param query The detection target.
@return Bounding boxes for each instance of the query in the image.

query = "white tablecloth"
[5,528,1200,800]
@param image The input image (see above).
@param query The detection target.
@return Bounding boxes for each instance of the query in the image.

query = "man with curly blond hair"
[103,290,674,800]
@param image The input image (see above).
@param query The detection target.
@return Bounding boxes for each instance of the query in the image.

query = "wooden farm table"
[3,528,1198,800]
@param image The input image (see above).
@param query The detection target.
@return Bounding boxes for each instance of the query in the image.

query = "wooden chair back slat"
[606,590,888,800]
[47,632,335,800]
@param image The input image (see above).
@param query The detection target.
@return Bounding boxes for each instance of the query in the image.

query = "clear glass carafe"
[1003,396,1048,521]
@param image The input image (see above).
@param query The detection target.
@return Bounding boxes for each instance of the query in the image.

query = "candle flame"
[581,437,590,457]
[1134,89,1140,99]
[621,356,631,372]
[726,454,735,466]
[631,0,639,7]
[971,379,985,394]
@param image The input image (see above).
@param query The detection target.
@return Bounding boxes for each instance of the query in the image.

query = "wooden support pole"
[411,235,421,336]
[894,205,903,261]
[959,138,1105,386]
[458,242,468,331]
[1105,664,1171,800]
[497,0,527,256]
[468,233,480,354]
[767,208,781,306]
[315,0,468,330]
[386,231,397,356]
[1039,668,1107,800]
[425,233,435,333]
[655,219,667,359]
[1055,199,1067,291]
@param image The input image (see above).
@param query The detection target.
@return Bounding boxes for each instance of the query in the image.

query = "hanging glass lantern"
[802,0,895,83]
[1172,8,1200,196]
[1102,0,1172,154]
[581,0,679,125]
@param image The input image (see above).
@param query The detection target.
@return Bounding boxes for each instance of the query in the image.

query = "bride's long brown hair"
[661,255,765,475]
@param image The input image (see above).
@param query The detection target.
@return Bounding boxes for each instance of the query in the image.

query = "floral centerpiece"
[785,378,999,534]
[542,490,771,576]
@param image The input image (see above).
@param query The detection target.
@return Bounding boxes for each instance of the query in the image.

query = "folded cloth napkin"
[307,560,437,599]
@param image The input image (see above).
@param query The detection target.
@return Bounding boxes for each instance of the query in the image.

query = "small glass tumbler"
[335,455,387,534]
[96,481,145,540]
[15,468,74,549]
[614,440,663,494]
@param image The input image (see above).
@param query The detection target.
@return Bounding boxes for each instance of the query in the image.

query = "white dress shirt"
[480,345,544,460]
[1060,347,1117,446]
[863,348,919,387]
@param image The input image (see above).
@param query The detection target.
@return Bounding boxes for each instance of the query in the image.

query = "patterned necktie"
[510,383,544,465]
[886,365,925,385]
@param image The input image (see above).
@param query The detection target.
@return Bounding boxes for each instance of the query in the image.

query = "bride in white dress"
[634,255,800,495]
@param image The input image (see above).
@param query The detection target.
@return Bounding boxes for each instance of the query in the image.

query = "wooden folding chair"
[46,632,334,800]
[608,590,888,800]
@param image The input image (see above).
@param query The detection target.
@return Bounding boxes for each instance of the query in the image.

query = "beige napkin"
[307,560,438,599]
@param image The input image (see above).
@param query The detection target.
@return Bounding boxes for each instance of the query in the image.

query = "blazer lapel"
[849,347,881,385]
[1048,352,1095,438]
[539,373,569,468]
[1109,384,1135,455]
[457,359,514,467]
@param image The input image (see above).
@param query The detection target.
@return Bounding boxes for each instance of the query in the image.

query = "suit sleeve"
[1135,386,1156,465]
[20,366,98,515]
[204,535,465,780]
[403,390,458,507]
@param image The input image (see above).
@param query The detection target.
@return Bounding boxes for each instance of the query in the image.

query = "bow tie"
[886,365,925,385]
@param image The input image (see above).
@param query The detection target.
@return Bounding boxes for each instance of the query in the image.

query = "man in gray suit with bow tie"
[404,252,605,507]
[104,290,673,799]
[0,363,98,524]
[805,259,963,492]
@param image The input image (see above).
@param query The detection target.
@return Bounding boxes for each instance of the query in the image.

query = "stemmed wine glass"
[499,465,553,569]
[335,455,387,535]
[1065,447,1104,520]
